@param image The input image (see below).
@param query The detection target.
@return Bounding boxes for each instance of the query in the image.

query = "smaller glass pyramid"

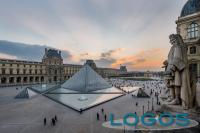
[15,88,37,99]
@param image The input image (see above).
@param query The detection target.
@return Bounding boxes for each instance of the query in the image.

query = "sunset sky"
[0,0,188,71]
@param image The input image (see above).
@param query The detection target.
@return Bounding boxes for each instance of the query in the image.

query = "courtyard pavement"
[0,85,199,133]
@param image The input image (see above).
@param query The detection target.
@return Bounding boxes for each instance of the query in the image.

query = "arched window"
[187,22,199,39]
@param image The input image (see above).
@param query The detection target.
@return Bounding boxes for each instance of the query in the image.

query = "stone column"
[14,77,17,85]
[6,77,9,84]
[198,63,200,81]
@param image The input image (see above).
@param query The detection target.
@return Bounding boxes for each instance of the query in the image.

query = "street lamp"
[152,98,154,111]
[156,93,159,105]
[142,105,144,115]
[59,66,61,85]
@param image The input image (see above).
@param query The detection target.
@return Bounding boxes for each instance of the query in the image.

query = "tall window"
[10,69,13,74]
[23,69,26,74]
[40,69,42,74]
[189,63,197,77]
[2,68,6,74]
[29,69,32,74]
[187,22,199,39]
[17,69,20,74]
[190,46,197,54]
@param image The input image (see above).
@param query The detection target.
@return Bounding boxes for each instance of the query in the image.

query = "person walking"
[96,113,99,121]
[44,117,46,126]
[134,112,137,115]
[101,108,104,114]
[51,118,53,126]
[52,118,55,126]
[104,114,107,121]
[80,109,83,114]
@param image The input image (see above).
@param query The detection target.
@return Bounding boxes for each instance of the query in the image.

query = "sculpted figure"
[163,34,195,109]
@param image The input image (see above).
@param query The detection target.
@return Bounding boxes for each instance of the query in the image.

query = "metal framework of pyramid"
[15,88,37,99]
[132,88,150,98]
[61,65,112,92]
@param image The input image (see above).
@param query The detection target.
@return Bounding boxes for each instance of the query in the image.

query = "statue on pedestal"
[163,34,196,110]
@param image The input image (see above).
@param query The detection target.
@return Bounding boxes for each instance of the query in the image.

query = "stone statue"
[163,34,195,109]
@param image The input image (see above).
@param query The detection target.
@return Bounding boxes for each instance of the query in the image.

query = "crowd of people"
[110,78,167,110]
[110,78,168,99]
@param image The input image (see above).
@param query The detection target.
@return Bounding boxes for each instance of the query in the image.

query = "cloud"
[136,58,146,63]
[0,40,71,62]
[94,48,124,68]
[0,0,187,53]
[111,49,166,71]
[0,0,188,70]
[0,40,168,71]
[101,48,124,58]
[79,48,166,71]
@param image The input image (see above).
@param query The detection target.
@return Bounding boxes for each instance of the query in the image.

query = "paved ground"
[0,85,199,133]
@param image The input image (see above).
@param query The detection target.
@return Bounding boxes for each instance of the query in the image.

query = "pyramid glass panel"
[61,65,112,92]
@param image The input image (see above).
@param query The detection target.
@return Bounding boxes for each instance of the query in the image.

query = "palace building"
[0,48,121,86]
[176,0,200,78]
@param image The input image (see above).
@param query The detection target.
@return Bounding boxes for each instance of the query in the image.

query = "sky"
[0,0,188,71]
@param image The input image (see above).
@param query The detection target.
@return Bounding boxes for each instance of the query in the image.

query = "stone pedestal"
[196,83,200,108]
[157,104,200,120]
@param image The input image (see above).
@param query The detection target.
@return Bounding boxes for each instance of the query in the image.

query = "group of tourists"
[96,108,107,121]
[43,115,58,126]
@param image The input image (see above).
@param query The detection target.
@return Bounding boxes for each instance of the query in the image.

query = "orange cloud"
[111,48,167,71]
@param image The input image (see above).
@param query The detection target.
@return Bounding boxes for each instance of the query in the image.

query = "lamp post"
[143,105,144,115]
[59,65,61,85]
[152,98,154,111]
[156,93,159,105]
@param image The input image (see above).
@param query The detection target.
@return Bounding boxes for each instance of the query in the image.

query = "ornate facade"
[176,0,200,78]
[0,48,121,86]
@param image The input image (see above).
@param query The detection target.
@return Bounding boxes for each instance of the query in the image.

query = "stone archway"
[35,77,39,82]
[30,77,34,83]
[23,77,28,83]
[54,76,57,82]
[17,77,21,83]
[1,77,7,84]
[41,76,44,82]
[9,77,14,83]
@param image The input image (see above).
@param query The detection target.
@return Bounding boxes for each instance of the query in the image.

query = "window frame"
[189,46,197,54]
[187,22,199,39]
